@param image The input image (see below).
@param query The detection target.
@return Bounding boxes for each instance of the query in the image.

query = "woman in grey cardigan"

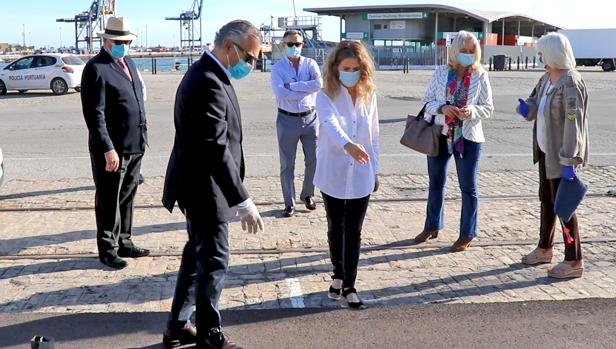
[517,32,589,278]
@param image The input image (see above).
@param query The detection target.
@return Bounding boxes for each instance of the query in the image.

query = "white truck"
[559,29,616,71]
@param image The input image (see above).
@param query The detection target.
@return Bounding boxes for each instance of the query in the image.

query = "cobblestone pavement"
[0,166,615,313]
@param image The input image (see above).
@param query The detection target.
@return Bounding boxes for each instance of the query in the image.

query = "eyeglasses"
[285,42,303,47]
[232,42,258,65]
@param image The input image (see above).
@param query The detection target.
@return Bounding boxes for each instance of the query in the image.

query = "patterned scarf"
[445,67,472,156]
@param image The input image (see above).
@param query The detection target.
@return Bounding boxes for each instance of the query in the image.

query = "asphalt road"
[0,68,615,180]
[1,299,614,349]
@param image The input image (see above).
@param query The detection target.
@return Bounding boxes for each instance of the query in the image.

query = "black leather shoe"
[283,206,295,217]
[304,196,317,210]
[99,255,128,270]
[163,323,197,349]
[118,246,150,258]
[342,287,365,309]
[198,328,243,349]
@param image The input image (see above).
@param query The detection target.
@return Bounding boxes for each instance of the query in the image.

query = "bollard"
[489,56,493,71]
[525,56,528,69]
[533,55,536,68]
[517,56,520,70]
[508,56,512,71]
[31,336,55,349]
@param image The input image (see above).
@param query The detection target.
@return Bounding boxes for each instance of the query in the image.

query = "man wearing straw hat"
[81,16,150,270]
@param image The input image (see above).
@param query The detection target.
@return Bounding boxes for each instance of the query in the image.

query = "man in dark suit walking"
[81,17,150,270]
[162,20,264,349]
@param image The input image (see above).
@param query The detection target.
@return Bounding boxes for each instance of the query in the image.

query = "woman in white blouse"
[314,40,379,309]
[414,31,493,252]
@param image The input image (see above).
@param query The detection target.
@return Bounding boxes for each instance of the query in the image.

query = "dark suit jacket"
[81,49,147,155]
[162,52,249,222]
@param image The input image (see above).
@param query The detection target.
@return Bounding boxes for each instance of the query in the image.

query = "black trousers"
[90,152,142,258]
[322,191,370,289]
[168,214,229,336]
[538,152,582,261]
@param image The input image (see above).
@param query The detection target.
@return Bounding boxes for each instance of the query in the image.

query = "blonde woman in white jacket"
[414,31,494,252]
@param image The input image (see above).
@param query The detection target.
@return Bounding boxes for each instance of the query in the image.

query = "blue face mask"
[457,53,475,67]
[110,43,129,59]
[286,45,302,58]
[227,46,253,80]
[339,70,361,88]
[536,53,545,69]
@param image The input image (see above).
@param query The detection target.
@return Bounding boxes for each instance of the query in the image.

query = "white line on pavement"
[286,277,306,309]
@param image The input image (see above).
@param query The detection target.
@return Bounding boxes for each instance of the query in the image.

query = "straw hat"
[98,17,137,41]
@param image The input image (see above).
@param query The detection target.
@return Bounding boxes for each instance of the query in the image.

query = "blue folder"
[554,176,588,222]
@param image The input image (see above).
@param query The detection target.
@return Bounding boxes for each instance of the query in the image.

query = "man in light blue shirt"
[271,30,322,217]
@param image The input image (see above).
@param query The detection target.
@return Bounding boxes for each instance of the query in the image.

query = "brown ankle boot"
[414,230,439,243]
[450,236,473,252]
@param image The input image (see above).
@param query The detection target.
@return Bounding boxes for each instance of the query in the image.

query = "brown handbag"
[399,103,442,157]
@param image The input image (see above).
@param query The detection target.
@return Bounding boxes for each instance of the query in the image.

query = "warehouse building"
[304,4,561,66]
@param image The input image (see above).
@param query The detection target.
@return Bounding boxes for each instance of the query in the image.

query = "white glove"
[236,198,264,234]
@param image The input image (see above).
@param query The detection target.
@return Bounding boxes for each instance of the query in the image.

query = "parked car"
[0,148,4,188]
[0,53,85,95]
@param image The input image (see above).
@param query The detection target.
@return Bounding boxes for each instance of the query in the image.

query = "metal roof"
[304,4,561,29]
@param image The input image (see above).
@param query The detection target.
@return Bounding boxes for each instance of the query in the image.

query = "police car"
[0,53,85,95]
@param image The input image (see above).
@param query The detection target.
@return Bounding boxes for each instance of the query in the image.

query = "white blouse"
[314,88,380,200]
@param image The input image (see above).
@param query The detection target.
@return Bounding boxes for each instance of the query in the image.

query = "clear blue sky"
[0,0,613,47]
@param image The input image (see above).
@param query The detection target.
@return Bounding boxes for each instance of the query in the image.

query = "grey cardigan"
[521,70,589,179]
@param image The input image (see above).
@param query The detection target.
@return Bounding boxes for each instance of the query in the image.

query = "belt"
[278,108,314,117]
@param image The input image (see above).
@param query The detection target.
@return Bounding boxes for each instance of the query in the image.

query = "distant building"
[304,4,561,66]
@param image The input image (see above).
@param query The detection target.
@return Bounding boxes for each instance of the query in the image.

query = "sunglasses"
[285,42,303,47]
[233,42,258,65]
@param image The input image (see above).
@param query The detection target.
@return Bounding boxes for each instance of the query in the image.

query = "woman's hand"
[442,105,462,119]
[458,106,472,120]
[344,142,370,165]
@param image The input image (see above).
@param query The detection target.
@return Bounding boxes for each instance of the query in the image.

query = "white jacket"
[422,65,494,143]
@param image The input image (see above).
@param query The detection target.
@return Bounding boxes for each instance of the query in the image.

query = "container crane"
[56,0,116,53]
[165,0,204,52]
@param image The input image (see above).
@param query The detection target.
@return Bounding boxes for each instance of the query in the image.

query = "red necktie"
[117,58,132,81]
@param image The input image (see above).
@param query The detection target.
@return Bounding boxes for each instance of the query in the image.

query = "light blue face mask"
[457,53,475,67]
[286,45,302,58]
[227,45,253,80]
[536,53,545,69]
[339,70,361,88]
[111,43,129,59]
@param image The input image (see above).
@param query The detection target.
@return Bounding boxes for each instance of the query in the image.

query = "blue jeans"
[424,136,483,238]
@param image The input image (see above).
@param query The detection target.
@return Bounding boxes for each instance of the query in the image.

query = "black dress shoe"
[304,196,317,210]
[199,328,243,349]
[99,255,128,270]
[118,246,150,258]
[283,206,295,217]
[163,324,197,349]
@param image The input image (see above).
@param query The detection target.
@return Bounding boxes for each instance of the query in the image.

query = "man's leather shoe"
[304,196,317,210]
[199,329,243,349]
[118,246,150,258]
[283,206,295,217]
[99,255,128,270]
[163,324,197,349]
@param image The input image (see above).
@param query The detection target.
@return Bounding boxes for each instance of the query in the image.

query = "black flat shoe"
[199,328,243,349]
[163,323,197,349]
[99,255,128,270]
[341,287,364,309]
[118,246,150,258]
[283,206,295,217]
[304,196,317,210]
[328,280,342,300]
